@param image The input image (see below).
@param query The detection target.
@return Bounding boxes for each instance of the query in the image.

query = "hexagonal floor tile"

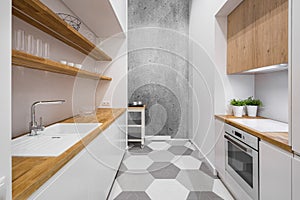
[147,162,180,179]
[108,181,122,200]
[128,145,153,155]
[172,156,202,170]
[168,146,193,155]
[146,179,189,200]
[116,163,128,177]
[176,170,214,191]
[200,162,218,179]
[190,150,205,161]
[148,141,171,150]
[213,179,235,200]
[123,155,153,170]
[117,172,155,191]
[114,191,151,200]
[148,150,175,162]
[186,191,223,200]
[184,141,196,151]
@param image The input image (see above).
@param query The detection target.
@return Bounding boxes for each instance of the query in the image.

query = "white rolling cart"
[127,105,145,147]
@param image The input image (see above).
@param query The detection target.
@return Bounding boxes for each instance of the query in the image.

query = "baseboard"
[190,139,218,176]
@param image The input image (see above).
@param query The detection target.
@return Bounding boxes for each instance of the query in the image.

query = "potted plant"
[230,99,245,117]
[244,96,262,117]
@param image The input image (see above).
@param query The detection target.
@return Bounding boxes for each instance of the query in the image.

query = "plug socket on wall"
[102,101,110,106]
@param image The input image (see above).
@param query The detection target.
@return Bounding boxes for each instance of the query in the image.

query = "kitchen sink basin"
[12,123,102,157]
[229,118,288,132]
[40,123,102,136]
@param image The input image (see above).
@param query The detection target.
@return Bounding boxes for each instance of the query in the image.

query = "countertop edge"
[215,115,292,153]
[12,108,126,200]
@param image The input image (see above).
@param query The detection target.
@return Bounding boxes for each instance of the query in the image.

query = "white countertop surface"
[229,118,288,132]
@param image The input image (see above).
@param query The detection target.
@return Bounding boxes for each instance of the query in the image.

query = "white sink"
[40,123,102,137]
[12,123,102,157]
[229,118,288,132]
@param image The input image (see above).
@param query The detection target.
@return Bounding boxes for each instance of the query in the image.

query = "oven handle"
[224,134,248,152]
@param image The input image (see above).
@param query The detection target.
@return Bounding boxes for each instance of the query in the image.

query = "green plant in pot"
[244,96,262,117]
[230,99,245,117]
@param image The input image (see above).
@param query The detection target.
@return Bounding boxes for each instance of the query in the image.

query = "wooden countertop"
[215,115,291,153]
[12,108,126,200]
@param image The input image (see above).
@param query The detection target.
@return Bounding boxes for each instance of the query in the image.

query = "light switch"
[0,176,6,200]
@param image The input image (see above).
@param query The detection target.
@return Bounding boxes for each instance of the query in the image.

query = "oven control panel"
[225,124,258,150]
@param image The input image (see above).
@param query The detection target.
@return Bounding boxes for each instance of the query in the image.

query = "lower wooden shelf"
[12,50,112,81]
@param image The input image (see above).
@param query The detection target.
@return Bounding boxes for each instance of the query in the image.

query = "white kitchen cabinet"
[29,113,126,200]
[260,141,292,200]
[292,155,300,200]
[215,119,226,180]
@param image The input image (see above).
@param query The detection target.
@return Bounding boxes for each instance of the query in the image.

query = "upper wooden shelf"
[12,50,112,81]
[12,0,112,61]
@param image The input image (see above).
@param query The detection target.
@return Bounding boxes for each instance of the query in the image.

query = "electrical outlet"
[102,101,110,106]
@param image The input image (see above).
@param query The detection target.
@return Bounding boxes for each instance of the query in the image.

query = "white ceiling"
[62,0,123,38]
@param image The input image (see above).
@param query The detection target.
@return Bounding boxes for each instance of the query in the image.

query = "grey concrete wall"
[128,0,190,138]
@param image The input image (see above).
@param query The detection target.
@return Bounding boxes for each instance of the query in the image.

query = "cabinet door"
[29,114,126,200]
[215,119,225,179]
[260,141,292,200]
[292,0,300,153]
[292,155,300,200]
[227,0,288,74]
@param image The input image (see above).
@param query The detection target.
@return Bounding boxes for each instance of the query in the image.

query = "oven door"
[225,134,259,200]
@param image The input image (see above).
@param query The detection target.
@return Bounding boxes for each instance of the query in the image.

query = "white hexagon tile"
[108,140,234,200]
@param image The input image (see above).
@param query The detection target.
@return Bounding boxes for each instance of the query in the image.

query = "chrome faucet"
[29,100,65,136]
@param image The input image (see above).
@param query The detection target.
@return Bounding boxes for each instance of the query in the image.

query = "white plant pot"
[247,105,258,117]
[232,106,244,117]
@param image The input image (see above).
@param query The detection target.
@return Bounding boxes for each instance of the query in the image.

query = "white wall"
[109,0,127,32]
[0,0,12,199]
[189,0,255,167]
[96,36,128,108]
[255,71,289,123]
[12,0,127,137]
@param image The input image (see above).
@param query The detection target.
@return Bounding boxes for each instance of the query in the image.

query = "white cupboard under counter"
[259,141,292,200]
[12,108,126,200]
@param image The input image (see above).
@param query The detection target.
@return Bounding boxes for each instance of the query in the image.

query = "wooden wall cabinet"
[227,0,288,74]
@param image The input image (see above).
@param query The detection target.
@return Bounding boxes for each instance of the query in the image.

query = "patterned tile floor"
[108,140,234,200]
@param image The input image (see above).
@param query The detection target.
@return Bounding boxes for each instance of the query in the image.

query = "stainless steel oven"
[224,124,259,200]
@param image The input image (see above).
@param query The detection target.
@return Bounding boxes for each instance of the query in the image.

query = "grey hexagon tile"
[200,162,218,179]
[168,146,193,155]
[123,155,153,170]
[147,162,180,179]
[186,191,224,200]
[148,141,171,150]
[108,181,122,200]
[128,145,153,155]
[117,172,155,191]
[116,163,128,177]
[176,170,214,191]
[184,141,196,151]
[148,150,175,162]
[190,150,205,161]
[172,156,202,170]
[114,191,151,200]
[146,179,189,200]
[212,179,235,200]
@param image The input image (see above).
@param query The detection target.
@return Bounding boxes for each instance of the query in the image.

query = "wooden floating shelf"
[12,50,112,81]
[12,0,112,61]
